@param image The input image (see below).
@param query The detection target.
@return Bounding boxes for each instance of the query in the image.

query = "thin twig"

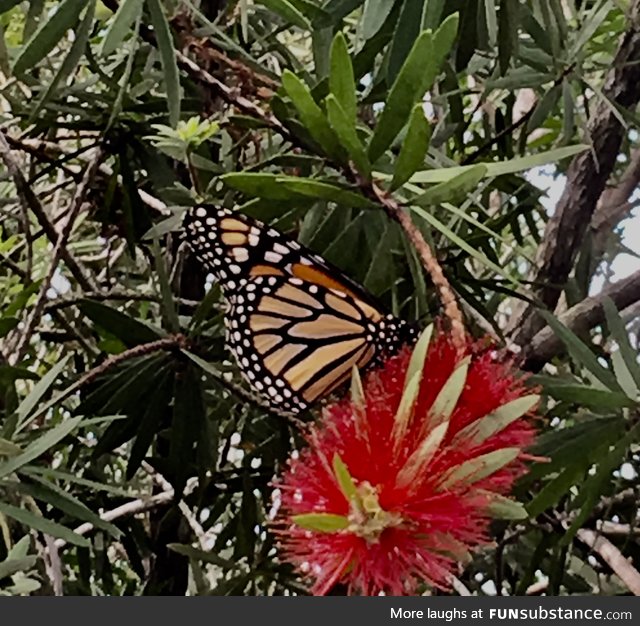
[8,150,104,365]
[0,132,96,292]
[577,528,640,595]
[20,336,187,434]
[370,183,466,353]
[54,490,176,550]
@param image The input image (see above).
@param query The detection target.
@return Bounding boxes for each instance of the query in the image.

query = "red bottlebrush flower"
[272,325,537,596]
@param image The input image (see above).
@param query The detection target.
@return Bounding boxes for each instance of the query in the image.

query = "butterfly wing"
[183,204,377,304]
[227,275,403,413]
[183,204,416,412]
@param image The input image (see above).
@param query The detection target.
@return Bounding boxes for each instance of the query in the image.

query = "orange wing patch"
[220,217,250,232]
[291,263,361,300]
[249,265,284,277]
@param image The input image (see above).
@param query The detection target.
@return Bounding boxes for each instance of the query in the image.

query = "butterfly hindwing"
[226,275,384,413]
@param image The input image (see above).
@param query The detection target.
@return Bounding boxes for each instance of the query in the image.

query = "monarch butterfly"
[183,205,416,413]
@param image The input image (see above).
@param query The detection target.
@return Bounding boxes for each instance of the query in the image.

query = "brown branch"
[577,528,640,595]
[508,3,640,346]
[590,146,640,257]
[370,183,466,353]
[522,268,640,370]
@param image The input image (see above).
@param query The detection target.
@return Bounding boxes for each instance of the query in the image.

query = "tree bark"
[508,2,640,346]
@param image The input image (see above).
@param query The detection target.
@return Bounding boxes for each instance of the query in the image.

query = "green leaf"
[497,0,518,75]
[486,494,528,520]
[167,543,240,570]
[527,462,587,517]
[257,0,311,29]
[329,32,357,121]
[282,70,343,160]
[292,513,350,532]
[452,394,539,446]
[413,164,487,206]
[428,357,469,425]
[526,84,562,133]
[368,30,434,162]
[350,365,365,410]
[361,0,395,39]
[0,317,19,338]
[0,438,21,457]
[332,453,358,502]
[100,0,142,56]
[393,325,434,441]
[15,357,70,429]
[148,0,181,127]
[395,421,448,490]
[15,478,122,540]
[153,241,180,333]
[0,502,90,547]
[542,383,634,409]
[387,0,424,84]
[325,95,370,177]
[390,104,432,191]
[410,205,511,278]
[0,557,38,580]
[0,415,85,480]
[602,296,640,390]
[78,300,163,346]
[29,0,95,123]
[440,448,520,489]
[276,177,375,209]
[13,0,87,74]
[406,145,588,183]
[539,310,622,393]
[431,12,459,69]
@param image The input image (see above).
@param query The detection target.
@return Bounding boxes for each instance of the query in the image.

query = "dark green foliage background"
[0,0,639,596]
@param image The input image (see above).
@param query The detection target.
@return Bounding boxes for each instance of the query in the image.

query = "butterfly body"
[184,205,415,413]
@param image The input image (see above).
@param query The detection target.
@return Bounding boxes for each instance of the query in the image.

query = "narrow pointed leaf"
[486,494,528,520]
[29,0,95,122]
[539,310,622,392]
[602,296,640,389]
[282,70,343,160]
[368,30,434,162]
[15,356,70,428]
[407,145,588,183]
[0,557,37,580]
[100,0,142,56]
[13,0,86,74]
[413,165,487,207]
[428,357,469,425]
[390,104,432,191]
[325,94,370,177]
[440,448,520,489]
[453,394,539,446]
[329,32,356,121]
[0,502,90,547]
[350,365,365,410]
[148,0,181,127]
[0,415,85,480]
[332,453,358,502]
[395,421,448,490]
[361,0,395,39]
[404,324,434,384]
[258,0,311,29]
[292,513,349,532]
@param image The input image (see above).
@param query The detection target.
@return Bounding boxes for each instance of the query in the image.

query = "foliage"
[0,0,638,596]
